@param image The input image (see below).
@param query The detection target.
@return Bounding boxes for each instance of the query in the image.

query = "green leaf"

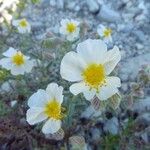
[42,37,63,49]
[108,93,121,110]
[31,0,40,4]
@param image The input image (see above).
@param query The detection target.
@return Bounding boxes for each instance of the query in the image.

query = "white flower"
[60,39,121,101]
[12,18,31,33]
[97,25,112,44]
[26,83,64,134]
[0,47,34,75]
[59,19,80,41]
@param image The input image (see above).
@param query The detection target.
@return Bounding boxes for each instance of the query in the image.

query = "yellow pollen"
[66,23,76,33]
[103,28,112,37]
[44,99,62,120]
[19,19,28,28]
[12,52,25,66]
[82,64,106,90]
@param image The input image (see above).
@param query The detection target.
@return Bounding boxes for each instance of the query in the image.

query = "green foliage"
[122,118,135,136]
[0,101,11,117]
[31,0,40,4]
[0,69,10,83]
[42,37,63,50]
[101,134,120,150]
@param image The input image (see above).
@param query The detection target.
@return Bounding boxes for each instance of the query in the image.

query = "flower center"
[66,23,76,33]
[44,99,62,120]
[103,28,112,37]
[12,52,25,66]
[19,19,28,28]
[82,64,106,90]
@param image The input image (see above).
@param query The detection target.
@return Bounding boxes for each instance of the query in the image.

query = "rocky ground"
[0,0,150,149]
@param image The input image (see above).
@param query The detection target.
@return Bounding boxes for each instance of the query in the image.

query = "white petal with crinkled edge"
[24,60,34,73]
[70,82,89,95]
[77,39,107,64]
[3,47,16,57]
[60,19,70,26]
[26,107,47,125]
[46,83,64,104]
[97,24,105,36]
[70,19,80,26]
[96,76,120,100]
[42,119,61,134]
[18,26,27,34]
[28,89,49,108]
[0,58,13,70]
[96,86,118,101]
[10,65,25,75]
[66,28,80,41]
[60,51,86,82]
[83,90,96,101]
[12,20,19,26]
[106,76,121,87]
[104,36,113,44]
[103,46,121,75]
[59,26,67,35]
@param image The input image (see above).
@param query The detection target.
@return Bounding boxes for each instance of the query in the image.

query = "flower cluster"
[0,18,121,135]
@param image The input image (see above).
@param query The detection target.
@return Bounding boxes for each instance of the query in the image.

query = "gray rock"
[90,127,102,141]
[136,113,150,125]
[135,127,150,144]
[98,5,120,22]
[42,0,51,7]
[67,1,76,10]
[120,53,150,81]
[50,0,56,6]
[133,30,146,43]
[0,80,16,94]
[141,132,149,143]
[104,117,119,135]
[132,97,150,113]
[86,0,100,14]
[81,105,101,119]
[117,24,134,33]
[57,0,64,9]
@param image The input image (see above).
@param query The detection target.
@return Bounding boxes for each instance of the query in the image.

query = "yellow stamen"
[103,28,112,37]
[82,64,106,90]
[19,19,28,28]
[66,22,76,33]
[44,99,62,120]
[12,52,25,66]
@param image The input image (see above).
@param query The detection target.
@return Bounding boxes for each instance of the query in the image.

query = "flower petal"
[46,83,64,104]
[96,86,118,101]
[103,46,121,75]
[96,76,120,100]
[60,51,86,82]
[26,108,47,125]
[97,24,105,37]
[60,19,69,26]
[42,119,61,134]
[103,36,112,44]
[28,89,49,108]
[3,47,16,57]
[83,90,96,101]
[12,20,19,26]
[24,60,34,73]
[10,65,26,75]
[0,58,12,70]
[77,39,107,64]
[69,82,88,95]
[106,76,121,87]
